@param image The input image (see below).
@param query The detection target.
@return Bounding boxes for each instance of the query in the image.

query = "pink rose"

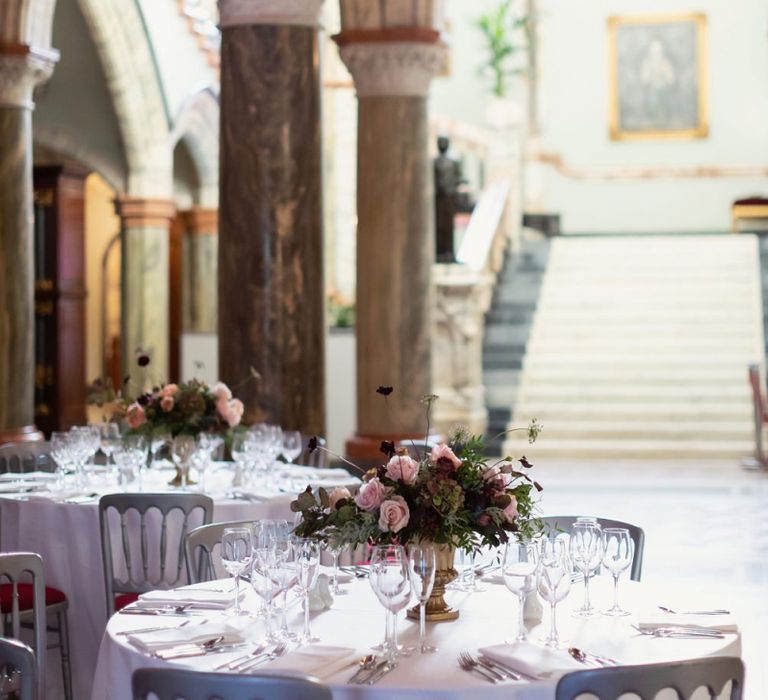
[328,486,351,510]
[212,382,232,402]
[429,443,462,470]
[159,383,179,398]
[160,396,175,412]
[384,455,420,484]
[503,496,518,523]
[483,465,510,491]
[126,403,146,429]
[378,496,410,533]
[354,477,388,512]
[477,512,492,527]
[223,398,244,427]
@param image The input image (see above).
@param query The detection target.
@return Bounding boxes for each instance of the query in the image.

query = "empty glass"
[50,431,73,486]
[99,423,121,469]
[537,538,572,648]
[407,544,437,653]
[251,548,280,635]
[221,528,252,616]
[325,541,347,596]
[294,538,321,644]
[569,522,603,617]
[369,544,412,662]
[602,528,633,616]
[281,431,302,464]
[149,429,170,468]
[502,539,539,642]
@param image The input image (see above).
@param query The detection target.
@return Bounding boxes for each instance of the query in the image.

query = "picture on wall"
[608,13,708,141]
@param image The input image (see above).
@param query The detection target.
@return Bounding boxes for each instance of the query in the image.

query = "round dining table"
[0,463,359,700]
[92,573,741,700]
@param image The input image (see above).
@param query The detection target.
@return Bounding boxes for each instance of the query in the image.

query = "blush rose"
[429,443,462,470]
[378,496,410,533]
[384,455,419,484]
[328,486,351,510]
[354,477,388,512]
[126,403,146,429]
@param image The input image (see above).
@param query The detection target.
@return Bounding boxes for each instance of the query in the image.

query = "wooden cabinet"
[33,166,87,434]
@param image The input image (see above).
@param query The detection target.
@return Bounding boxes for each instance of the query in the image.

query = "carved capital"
[338,41,446,97]
[0,48,58,109]
[181,207,218,234]
[115,197,176,229]
[219,0,324,28]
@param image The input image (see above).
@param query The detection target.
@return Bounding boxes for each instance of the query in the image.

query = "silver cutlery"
[658,605,731,616]
[117,619,193,636]
[460,653,507,682]
[153,636,225,659]
[458,654,498,683]
[632,625,724,639]
[339,565,368,579]
[366,660,397,685]
[568,647,618,667]
[214,643,267,671]
[347,654,377,683]
[477,655,522,680]
[236,643,288,672]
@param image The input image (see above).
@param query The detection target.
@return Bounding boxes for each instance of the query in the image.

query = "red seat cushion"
[115,592,140,611]
[0,583,66,612]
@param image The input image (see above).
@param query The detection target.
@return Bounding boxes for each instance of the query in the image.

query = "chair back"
[185,519,252,584]
[132,668,333,700]
[541,515,645,581]
[0,553,46,694]
[0,442,54,474]
[99,493,214,616]
[0,637,37,700]
[556,656,744,700]
[299,435,327,468]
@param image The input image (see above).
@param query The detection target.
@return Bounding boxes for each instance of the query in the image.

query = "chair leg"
[57,610,73,700]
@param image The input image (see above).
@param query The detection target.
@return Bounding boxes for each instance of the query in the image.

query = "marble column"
[115,197,176,389]
[335,33,446,460]
[217,0,325,436]
[181,207,218,333]
[0,47,57,443]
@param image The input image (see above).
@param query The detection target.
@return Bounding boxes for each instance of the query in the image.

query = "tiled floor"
[536,458,768,699]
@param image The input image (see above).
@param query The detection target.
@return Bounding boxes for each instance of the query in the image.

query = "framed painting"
[608,13,708,141]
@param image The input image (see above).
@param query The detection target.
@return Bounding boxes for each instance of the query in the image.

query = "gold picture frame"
[608,13,708,141]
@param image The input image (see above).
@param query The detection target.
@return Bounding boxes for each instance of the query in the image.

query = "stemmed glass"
[50,431,73,487]
[369,544,412,662]
[325,541,347,596]
[502,539,539,642]
[407,544,437,654]
[100,423,121,470]
[149,429,170,469]
[295,538,321,644]
[272,544,299,640]
[221,528,252,616]
[537,538,572,648]
[602,528,633,616]
[570,522,604,617]
[281,431,302,465]
[251,547,280,636]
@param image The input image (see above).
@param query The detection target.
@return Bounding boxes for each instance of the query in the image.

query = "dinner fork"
[457,654,498,683]
[459,653,509,682]
[236,643,287,672]
[658,605,731,615]
[214,643,267,671]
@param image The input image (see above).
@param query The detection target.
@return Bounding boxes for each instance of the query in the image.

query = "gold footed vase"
[406,542,459,622]
[168,435,197,487]
[168,463,196,487]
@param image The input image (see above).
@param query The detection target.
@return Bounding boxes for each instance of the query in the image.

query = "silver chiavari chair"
[0,637,37,700]
[0,442,54,475]
[185,519,251,584]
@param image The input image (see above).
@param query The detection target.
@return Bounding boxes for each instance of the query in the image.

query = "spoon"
[658,605,730,615]
[154,635,225,659]
[348,654,377,683]
[568,647,617,666]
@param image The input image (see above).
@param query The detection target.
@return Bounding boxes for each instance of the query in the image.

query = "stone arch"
[171,87,219,207]
[76,0,172,197]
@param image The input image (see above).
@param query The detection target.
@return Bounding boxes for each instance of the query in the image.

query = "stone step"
[522,354,762,369]
[511,419,753,441]
[520,367,749,386]
[513,401,753,421]
[517,384,751,403]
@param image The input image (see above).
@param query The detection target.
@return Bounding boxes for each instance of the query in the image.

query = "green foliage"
[475,0,529,97]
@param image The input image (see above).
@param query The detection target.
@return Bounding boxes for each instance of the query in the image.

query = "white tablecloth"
[92,576,741,700]
[0,463,358,700]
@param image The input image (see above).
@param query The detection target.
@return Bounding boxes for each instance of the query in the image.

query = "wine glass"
[221,528,252,616]
[281,431,302,464]
[294,538,320,644]
[369,544,412,662]
[251,520,277,551]
[50,431,73,487]
[502,539,539,642]
[407,544,437,653]
[537,538,572,648]
[602,528,633,616]
[325,541,347,596]
[100,423,121,470]
[570,522,603,617]
[272,543,299,640]
[149,429,170,468]
[251,547,280,636]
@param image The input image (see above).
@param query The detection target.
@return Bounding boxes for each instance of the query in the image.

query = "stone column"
[181,207,218,333]
[335,23,446,460]
[0,44,58,443]
[217,0,325,436]
[115,197,176,388]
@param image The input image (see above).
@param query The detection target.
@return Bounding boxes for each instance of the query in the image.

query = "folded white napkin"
[227,490,269,503]
[127,622,243,654]
[0,471,56,482]
[479,643,583,679]
[135,588,242,610]
[282,466,355,480]
[0,482,49,494]
[319,567,353,584]
[262,645,357,680]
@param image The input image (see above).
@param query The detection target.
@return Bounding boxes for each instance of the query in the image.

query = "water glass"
[294,538,320,644]
[369,544,412,662]
[100,423,121,469]
[50,431,73,486]
[251,548,280,635]
[570,522,604,617]
[325,541,347,596]
[221,528,252,616]
[537,538,572,648]
[502,539,539,642]
[602,528,633,616]
[407,544,437,653]
[281,430,302,464]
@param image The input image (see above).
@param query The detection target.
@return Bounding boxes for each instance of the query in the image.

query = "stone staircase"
[503,234,764,458]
